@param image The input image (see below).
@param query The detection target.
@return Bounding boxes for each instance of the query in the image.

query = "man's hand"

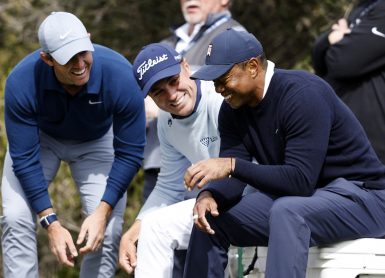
[47,221,78,267]
[119,219,141,274]
[328,18,351,45]
[184,158,233,191]
[193,191,219,235]
[77,201,112,254]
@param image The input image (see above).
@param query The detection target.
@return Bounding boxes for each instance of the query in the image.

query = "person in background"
[142,0,245,203]
[183,28,385,278]
[163,0,245,71]
[142,96,161,201]
[312,0,385,163]
[1,11,145,278]
[118,43,223,278]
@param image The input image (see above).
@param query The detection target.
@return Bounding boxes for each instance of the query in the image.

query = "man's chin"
[227,101,241,110]
[184,14,204,25]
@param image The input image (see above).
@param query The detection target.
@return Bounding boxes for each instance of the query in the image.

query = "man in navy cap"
[118,42,224,278]
[183,28,385,278]
[1,11,145,277]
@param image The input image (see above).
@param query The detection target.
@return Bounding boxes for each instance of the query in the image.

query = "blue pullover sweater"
[4,44,146,213]
[205,69,385,209]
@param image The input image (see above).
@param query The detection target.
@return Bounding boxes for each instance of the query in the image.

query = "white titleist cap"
[38,11,94,65]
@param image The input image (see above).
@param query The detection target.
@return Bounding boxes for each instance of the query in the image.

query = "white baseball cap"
[38,12,94,65]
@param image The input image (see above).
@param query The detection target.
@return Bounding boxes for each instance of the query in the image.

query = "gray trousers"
[1,129,126,278]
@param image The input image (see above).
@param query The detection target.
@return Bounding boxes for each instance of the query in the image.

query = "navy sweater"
[205,69,385,208]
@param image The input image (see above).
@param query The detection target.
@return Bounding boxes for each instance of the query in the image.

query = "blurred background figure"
[312,0,385,163]
[141,96,161,201]
[163,0,245,72]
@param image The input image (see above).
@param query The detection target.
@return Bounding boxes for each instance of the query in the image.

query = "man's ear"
[40,51,54,66]
[248,58,260,78]
[182,59,192,76]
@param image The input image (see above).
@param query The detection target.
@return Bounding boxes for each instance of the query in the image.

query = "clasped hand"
[118,219,141,274]
[184,157,234,234]
[183,157,232,191]
[328,18,351,45]
[47,204,110,267]
[192,191,219,235]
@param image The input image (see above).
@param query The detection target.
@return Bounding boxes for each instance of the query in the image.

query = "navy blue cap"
[191,28,263,81]
[133,43,182,97]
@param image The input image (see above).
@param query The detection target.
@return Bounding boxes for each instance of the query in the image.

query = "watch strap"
[39,213,58,229]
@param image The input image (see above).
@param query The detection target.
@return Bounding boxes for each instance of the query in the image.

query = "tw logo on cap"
[207,44,213,57]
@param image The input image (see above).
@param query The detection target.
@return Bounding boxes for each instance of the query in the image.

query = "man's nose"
[215,84,225,94]
[70,53,85,67]
[165,86,178,100]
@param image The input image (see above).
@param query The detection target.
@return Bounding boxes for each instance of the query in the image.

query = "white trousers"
[135,198,196,278]
[1,129,126,278]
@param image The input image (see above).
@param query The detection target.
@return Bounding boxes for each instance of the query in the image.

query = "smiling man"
[183,28,385,278]
[141,0,245,205]
[118,43,223,278]
[1,11,145,278]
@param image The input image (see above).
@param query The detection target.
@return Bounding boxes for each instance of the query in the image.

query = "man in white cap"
[1,11,146,277]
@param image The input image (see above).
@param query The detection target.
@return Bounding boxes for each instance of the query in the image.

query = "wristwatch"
[39,213,58,229]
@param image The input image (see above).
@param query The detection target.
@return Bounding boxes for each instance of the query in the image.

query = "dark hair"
[238,53,267,70]
[258,53,268,70]
[43,52,53,60]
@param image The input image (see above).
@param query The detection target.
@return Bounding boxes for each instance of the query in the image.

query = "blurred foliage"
[0,0,350,277]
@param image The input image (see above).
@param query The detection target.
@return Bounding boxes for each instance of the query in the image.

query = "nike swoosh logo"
[371,27,385,38]
[59,29,72,40]
[89,100,102,105]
